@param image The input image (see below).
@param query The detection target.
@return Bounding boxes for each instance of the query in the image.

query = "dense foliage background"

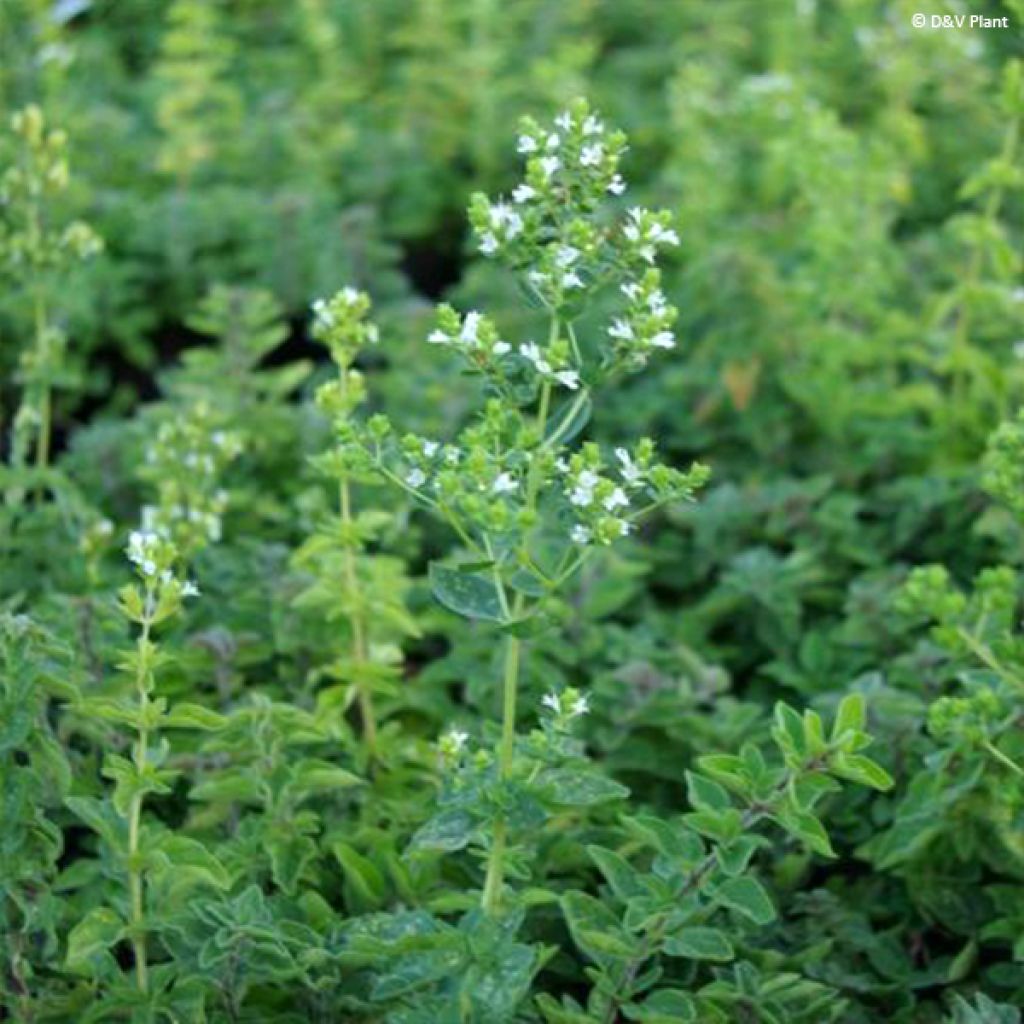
[2,1,1024,1021]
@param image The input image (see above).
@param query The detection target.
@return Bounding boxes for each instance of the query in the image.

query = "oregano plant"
[334,98,708,915]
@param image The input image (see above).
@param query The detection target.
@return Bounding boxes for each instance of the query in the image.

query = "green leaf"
[331,841,388,909]
[686,771,731,811]
[562,892,639,962]
[830,753,894,791]
[291,758,363,795]
[772,702,805,761]
[663,926,734,962]
[773,806,835,858]
[163,702,227,730]
[832,693,866,740]
[65,907,123,974]
[624,989,698,1023]
[714,876,776,925]
[536,768,630,806]
[409,809,477,852]
[429,562,505,621]
[587,845,644,901]
[153,835,231,892]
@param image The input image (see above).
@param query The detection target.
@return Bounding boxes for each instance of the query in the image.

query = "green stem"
[128,592,153,994]
[480,314,561,915]
[481,609,522,915]
[339,372,377,758]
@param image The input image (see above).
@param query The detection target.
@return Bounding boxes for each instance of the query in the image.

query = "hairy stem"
[127,591,153,993]
[339,369,377,758]
[481,315,559,915]
[481,609,522,915]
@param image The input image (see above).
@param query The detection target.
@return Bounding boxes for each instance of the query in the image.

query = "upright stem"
[127,593,153,994]
[32,287,51,475]
[480,315,558,915]
[338,367,377,757]
[481,611,522,915]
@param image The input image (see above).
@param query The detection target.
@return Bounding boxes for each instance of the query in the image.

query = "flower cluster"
[428,305,510,363]
[540,687,590,731]
[438,726,470,768]
[606,270,678,365]
[464,98,682,377]
[311,287,378,364]
[139,402,242,557]
[387,403,532,537]
[559,440,707,547]
[121,529,200,631]
[0,105,103,273]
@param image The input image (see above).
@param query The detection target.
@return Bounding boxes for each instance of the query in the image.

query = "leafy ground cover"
[1,2,1024,1022]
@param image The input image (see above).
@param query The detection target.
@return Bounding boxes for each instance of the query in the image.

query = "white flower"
[513,184,536,203]
[127,530,160,571]
[341,286,360,304]
[520,341,552,374]
[479,232,499,255]
[562,271,583,290]
[570,524,592,545]
[569,469,600,507]
[650,331,676,349]
[580,143,603,167]
[571,694,590,717]
[427,329,449,345]
[488,202,523,238]
[461,312,483,346]
[545,132,560,150]
[540,155,561,178]
[405,468,427,488]
[182,580,201,598]
[621,281,641,302]
[555,245,579,267]
[517,134,538,154]
[423,440,440,457]
[616,448,644,486]
[583,114,603,136]
[554,369,580,390]
[492,340,511,356]
[608,318,634,341]
[446,727,469,751]
[542,692,561,713]
[555,110,573,132]
[649,223,680,246]
[603,487,629,511]
[311,298,333,328]
[492,472,517,495]
[607,174,626,195]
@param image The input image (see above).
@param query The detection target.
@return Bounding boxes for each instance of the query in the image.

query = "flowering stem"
[481,314,559,915]
[339,369,377,759]
[32,286,52,477]
[482,602,523,915]
[127,588,153,994]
